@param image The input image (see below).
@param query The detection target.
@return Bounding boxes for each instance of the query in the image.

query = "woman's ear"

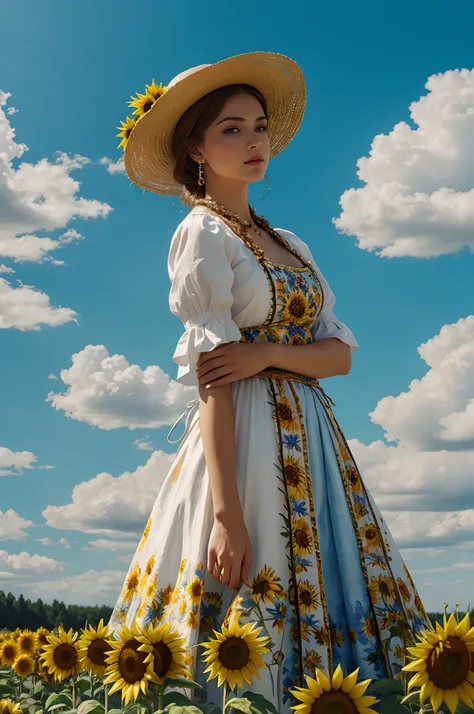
[188,143,204,164]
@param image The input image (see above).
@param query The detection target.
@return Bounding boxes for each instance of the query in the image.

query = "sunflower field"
[1,610,474,714]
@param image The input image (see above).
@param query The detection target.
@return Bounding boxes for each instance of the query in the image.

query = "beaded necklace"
[193,197,312,271]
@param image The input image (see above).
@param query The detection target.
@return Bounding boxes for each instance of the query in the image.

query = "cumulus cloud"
[0,90,113,264]
[43,449,176,536]
[84,539,137,552]
[0,445,39,476]
[46,344,196,430]
[350,439,474,512]
[0,510,33,540]
[350,315,474,552]
[333,68,474,258]
[98,157,126,175]
[22,569,125,605]
[0,549,62,573]
[369,315,474,450]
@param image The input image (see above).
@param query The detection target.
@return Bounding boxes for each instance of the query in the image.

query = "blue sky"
[1,0,473,613]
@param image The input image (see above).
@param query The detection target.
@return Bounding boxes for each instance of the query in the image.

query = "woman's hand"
[196,342,271,389]
[207,512,252,589]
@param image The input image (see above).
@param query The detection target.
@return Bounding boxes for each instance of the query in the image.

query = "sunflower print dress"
[108,205,431,712]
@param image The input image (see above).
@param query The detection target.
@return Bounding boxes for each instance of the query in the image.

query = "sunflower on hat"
[116,78,167,151]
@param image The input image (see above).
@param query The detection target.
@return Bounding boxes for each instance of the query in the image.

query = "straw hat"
[118,51,306,195]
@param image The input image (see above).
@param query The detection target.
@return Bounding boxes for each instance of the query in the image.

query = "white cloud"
[348,315,474,552]
[350,439,474,512]
[0,277,80,331]
[369,315,474,450]
[0,90,113,264]
[99,157,126,175]
[0,445,39,476]
[43,449,175,536]
[0,510,33,540]
[22,569,125,605]
[84,539,137,552]
[133,437,155,451]
[333,68,474,258]
[46,344,196,430]
[0,549,62,573]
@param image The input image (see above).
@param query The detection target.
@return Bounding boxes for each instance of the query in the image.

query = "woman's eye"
[223,125,267,134]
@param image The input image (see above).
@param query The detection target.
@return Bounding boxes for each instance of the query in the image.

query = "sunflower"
[77,619,113,677]
[0,640,18,666]
[402,611,474,712]
[138,518,153,553]
[144,79,167,102]
[136,622,189,684]
[281,290,313,326]
[0,700,22,714]
[292,517,313,557]
[17,630,36,656]
[275,396,299,432]
[284,455,308,501]
[35,627,50,651]
[40,626,82,681]
[103,623,153,705]
[250,567,284,605]
[185,576,204,606]
[290,664,378,714]
[359,523,382,553]
[119,563,141,606]
[12,653,35,678]
[116,116,137,151]
[200,620,270,690]
[298,581,320,614]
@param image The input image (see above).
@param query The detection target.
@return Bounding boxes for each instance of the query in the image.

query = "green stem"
[104,683,108,714]
[157,684,164,711]
[90,671,93,698]
[222,681,228,711]
[71,680,76,710]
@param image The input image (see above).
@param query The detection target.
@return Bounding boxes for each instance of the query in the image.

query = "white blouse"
[168,205,359,386]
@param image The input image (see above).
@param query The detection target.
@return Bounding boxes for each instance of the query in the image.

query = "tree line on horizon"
[0,590,113,631]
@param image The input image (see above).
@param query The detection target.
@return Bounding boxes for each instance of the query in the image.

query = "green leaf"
[45,695,60,710]
[241,692,279,714]
[77,700,104,714]
[167,707,205,714]
[369,678,404,697]
[49,704,69,711]
[400,690,421,705]
[380,694,411,714]
[74,680,92,696]
[163,693,194,707]
[225,698,253,714]
[34,682,45,695]
[163,678,203,690]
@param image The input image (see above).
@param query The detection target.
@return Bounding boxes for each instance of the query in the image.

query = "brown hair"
[171,84,268,206]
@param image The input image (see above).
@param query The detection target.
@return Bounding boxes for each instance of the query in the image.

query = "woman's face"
[193,92,270,186]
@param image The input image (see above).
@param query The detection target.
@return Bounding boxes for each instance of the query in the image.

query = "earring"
[198,162,205,187]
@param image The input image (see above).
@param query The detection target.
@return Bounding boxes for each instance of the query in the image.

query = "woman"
[109,51,431,711]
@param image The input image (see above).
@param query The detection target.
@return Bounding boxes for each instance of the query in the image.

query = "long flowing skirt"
[108,371,431,713]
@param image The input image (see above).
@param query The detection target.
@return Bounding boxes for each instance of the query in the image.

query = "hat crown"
[168,64,212,89]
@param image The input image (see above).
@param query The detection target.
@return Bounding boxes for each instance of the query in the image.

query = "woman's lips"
[245,159,264,165]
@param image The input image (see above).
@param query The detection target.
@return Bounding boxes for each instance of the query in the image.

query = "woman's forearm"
[198,382,243,520]
[265,338,351,379]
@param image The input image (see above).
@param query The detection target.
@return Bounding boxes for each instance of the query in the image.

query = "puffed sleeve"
[168,212,243,386]
[277,228,359,352]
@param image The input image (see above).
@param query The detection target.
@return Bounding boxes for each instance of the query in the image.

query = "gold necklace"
[194,197,311,269]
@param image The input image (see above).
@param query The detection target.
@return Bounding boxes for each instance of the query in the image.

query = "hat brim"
[123,50,306,196]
